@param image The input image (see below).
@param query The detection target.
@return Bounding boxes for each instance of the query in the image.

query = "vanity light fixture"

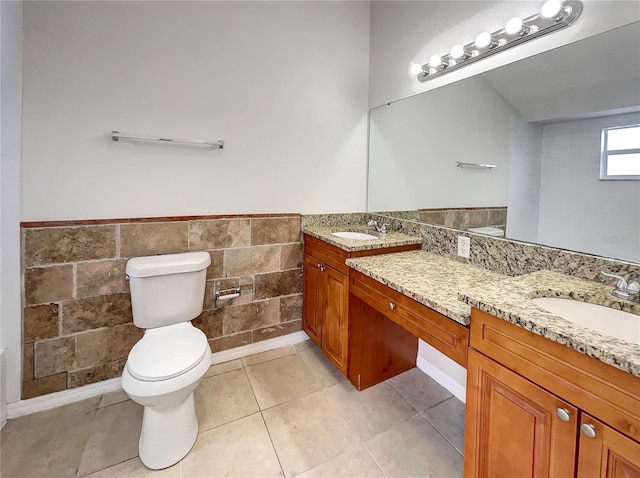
[429,54,447,69]
[413,0,582,82]
[474,32,498,49]
[505,17,531,36]
[450,44,472,60]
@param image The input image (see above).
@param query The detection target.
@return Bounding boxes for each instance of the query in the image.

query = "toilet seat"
[127,323,209,382]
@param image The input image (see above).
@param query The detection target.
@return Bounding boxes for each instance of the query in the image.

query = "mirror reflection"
[368,23,640,263]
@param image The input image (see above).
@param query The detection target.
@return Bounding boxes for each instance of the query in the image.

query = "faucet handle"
[601,272,639,301]
[601,272,628,290]
[367,220,377,227]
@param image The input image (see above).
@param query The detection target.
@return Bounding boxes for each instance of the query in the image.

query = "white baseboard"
[7,377,122,419]
[417,355,466,403]
[211,331,309,364]
[7,331,310,420]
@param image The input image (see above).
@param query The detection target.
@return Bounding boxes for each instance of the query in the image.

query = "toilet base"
[138,392,198,470]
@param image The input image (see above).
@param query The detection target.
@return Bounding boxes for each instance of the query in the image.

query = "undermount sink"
[532,297,640,345]
[331,231,378,240]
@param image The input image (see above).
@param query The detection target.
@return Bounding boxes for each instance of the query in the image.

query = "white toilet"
[121,251,212,470]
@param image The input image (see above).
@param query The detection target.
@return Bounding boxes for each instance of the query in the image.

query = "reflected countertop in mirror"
[368,22,640,264]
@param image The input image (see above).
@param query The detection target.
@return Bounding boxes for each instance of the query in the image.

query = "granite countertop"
[460,270,640,377]
[302,225,422,252]
[345,251,507,325]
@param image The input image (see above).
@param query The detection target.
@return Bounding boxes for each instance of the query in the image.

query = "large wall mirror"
[368,22,640,263]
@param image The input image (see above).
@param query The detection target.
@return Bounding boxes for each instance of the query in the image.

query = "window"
[600,124,640,180]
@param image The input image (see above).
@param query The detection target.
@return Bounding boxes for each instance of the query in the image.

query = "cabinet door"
[302,254,323,347]
[577,413,640,478]
[464,349,578,478]
[321,266,349,374]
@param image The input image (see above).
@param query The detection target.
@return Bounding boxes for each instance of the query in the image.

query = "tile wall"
[364,213,640,281]
[418,207,507,230]
[21,215,303,399]
[301,213,640,281]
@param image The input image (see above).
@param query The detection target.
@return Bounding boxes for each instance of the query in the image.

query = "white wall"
[368,76,512,211]
[506,116,543,243]
[537,113,640,262]
[369,1,640,108]
[22,1,371,221]
[1,0,23,416]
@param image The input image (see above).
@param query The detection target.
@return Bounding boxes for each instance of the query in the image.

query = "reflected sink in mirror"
[532,297,640,345]
[331,231,378,240]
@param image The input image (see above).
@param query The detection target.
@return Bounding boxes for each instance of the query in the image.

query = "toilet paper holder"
[215,287,241,302]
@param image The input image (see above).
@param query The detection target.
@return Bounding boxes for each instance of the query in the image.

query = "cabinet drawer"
[350,269,469,367]
[304,235,350,274]
[471,308,640,443]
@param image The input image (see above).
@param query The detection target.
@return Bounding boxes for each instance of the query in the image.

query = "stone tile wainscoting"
[21,214,303,399]
[418,207,507,230]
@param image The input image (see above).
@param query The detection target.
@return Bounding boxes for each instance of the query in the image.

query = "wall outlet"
[458,235,471,259]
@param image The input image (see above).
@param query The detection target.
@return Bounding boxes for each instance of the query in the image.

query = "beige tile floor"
[1,341,464,478]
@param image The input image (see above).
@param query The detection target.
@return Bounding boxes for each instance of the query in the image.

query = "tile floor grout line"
[259,411,287,478]
[424,395,455,412]
[323,386,391,478]
[418,409,464,456]
[384,378,424,413]
[240,346,298,369]
[244,360,287,478]
[73,399,103,478]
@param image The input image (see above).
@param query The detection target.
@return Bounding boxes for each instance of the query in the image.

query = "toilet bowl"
[122,322,211,469]
[121,252,212,470]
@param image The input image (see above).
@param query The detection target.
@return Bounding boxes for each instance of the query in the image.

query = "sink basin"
[331,231,378,240]
[532,297,639,345]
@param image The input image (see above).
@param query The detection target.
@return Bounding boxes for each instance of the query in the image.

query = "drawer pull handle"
[388,302,395,311]
[580,423,597,439]
[555,408,571,422]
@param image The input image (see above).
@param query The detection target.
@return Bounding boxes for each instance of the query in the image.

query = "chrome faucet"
[601,272,640,301]
[367,220,389,234]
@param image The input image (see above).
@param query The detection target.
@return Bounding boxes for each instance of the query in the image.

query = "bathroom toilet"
[121,251,212,470]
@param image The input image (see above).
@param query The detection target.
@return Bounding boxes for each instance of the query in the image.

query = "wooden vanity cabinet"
[464,308,640,478]
[465,348,579,478]
[348,269,469,390]
[302,234,419,375]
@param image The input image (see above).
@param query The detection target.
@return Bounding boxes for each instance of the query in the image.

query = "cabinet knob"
[555,408,571,422]
[317,263,325,271]
[388,302,395,311]
[580,423,597,439]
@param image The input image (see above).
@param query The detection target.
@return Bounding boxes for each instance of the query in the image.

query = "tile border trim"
[21,213,301,228]
[8,331,310,419]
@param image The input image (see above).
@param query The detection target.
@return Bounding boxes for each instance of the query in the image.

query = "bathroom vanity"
[301,228,421,375]
[302,229,640,477]
[465,309,640,478]
[461,271,640,477]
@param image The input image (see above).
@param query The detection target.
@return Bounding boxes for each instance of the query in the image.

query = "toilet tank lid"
[126,252,211,278]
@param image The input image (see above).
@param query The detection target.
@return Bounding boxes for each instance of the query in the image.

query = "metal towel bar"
[456,161,496,169]
[111,131,224,149]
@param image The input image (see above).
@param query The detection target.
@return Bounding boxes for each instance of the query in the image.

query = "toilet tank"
[126,252,211,329]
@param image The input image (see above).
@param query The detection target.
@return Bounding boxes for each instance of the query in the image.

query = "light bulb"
[410,63,424,75]
[475,32,492,48]
[505,17,524,35]
[450,44,466,59]
[429,55,443,68]
[541,0,563,18]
